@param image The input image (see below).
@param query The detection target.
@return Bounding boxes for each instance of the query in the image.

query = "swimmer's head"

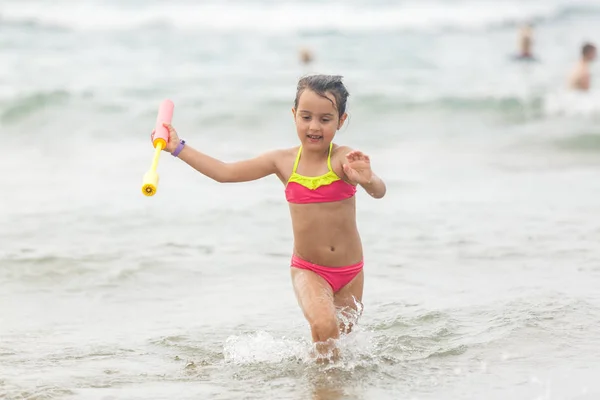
[299,47,313,65]
[292,75,350,146]
[582,43,597,62]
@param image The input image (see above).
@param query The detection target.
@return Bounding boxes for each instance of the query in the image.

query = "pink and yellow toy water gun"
[142,99,174,196]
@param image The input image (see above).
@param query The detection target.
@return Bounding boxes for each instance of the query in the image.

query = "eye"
[302,116,310,120]
[322,118,331,123]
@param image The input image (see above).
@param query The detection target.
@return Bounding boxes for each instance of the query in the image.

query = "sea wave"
[3,88,600,127]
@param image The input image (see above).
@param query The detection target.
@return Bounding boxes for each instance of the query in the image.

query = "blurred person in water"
[569,42,596,91]
[515,23,535,61]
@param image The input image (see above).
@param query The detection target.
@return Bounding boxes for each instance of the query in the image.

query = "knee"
[310,317,339,342]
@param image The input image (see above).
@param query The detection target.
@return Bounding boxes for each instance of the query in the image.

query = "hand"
[150,123,180,153]
[342,150,373,185]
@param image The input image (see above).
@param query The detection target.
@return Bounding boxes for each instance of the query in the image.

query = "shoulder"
[574,62,588,74]
[330,144,354,181]
[332,144,353,159]
[275,146,300,161]
[331,144,354,167]
[264,147,300,183]
[269,146,300,170]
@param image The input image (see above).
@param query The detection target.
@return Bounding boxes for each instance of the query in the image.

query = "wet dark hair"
[294,74,349,120]
[582,42,596,57]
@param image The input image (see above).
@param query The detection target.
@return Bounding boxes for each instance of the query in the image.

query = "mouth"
[306,134,323,142]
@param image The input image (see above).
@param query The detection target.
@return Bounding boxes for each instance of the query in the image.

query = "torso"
[569,62,590,90]
[274,144,363,267]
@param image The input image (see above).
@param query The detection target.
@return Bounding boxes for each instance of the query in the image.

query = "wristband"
[172,139,186,157]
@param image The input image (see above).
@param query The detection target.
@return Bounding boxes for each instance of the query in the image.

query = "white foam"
[544,89,600,118]
[0,0,596,33]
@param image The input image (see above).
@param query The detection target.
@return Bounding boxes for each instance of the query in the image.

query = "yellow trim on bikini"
[287,143,341,190]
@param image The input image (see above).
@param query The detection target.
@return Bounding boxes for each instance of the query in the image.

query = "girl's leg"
[290,268,339,359]
[333,270,364,334]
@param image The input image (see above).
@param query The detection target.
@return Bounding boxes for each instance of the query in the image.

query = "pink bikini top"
[285,143,357,204]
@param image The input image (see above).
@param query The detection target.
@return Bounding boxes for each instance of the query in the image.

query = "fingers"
[162,122,176,134]
[345,150,369,163]
[151,125,176,143]
[346,150,364,160]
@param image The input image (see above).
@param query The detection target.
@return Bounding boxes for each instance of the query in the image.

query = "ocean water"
[2,0,600,399]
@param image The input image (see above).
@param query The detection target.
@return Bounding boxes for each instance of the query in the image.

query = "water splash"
[223,331,311,364]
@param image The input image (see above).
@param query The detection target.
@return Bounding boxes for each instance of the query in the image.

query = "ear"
[291,107,297,119]
[337,112,348,130]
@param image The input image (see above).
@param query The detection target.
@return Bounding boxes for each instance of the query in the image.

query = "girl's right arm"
[177,145,280,183]
[155,123,280,183]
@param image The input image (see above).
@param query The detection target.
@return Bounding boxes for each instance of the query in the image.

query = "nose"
[309,118,321,132]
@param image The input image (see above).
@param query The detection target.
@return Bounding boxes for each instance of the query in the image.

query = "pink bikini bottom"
[290,254,364,292]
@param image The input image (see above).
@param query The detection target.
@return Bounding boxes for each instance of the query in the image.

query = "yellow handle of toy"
[141,140,165,196]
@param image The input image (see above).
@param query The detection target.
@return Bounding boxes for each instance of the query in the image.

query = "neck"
[301,144,330,161]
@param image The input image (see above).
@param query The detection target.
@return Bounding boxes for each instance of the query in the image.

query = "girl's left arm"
[360,173,386,199]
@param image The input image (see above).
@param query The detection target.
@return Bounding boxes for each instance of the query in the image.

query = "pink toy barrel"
[153,99,174,149]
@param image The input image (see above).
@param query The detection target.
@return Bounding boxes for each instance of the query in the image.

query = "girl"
[152,75,387,360]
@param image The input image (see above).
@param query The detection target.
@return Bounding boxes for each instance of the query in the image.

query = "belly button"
[330,246,335,252]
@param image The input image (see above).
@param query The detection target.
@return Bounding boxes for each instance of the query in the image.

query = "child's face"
[292,90,347,148]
